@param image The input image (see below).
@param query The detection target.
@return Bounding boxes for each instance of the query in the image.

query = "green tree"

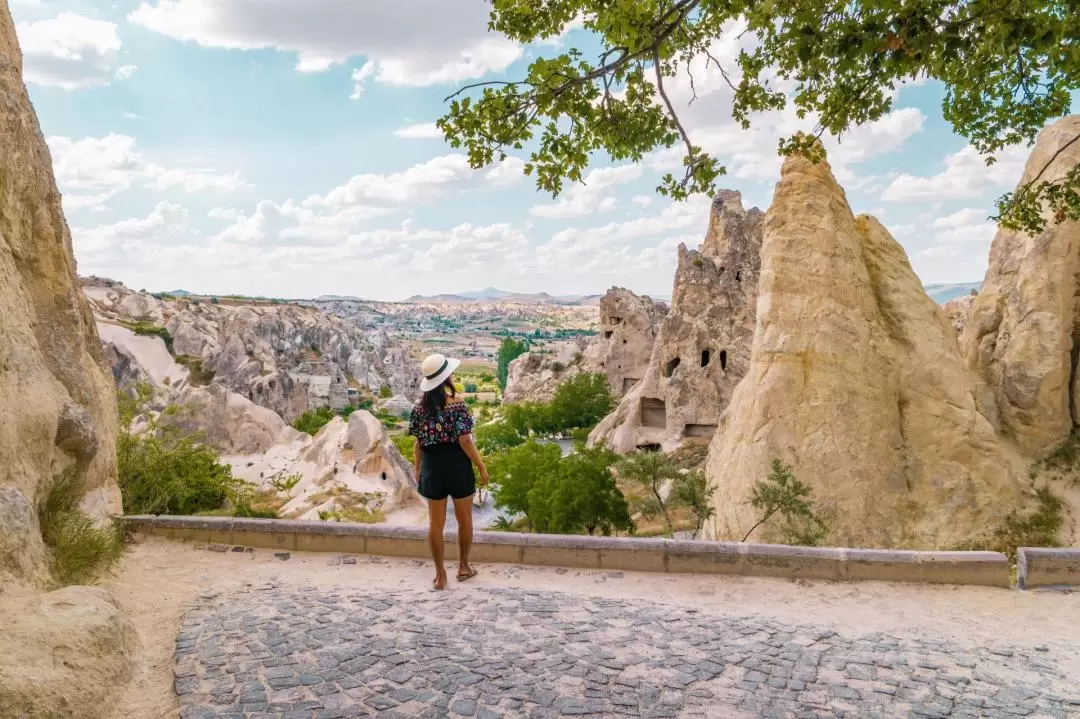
[744,459,829,546]
[438,1,1079,235]
[489,440,562,531]
[474,420,526,454]
[616,451,681,537]
[379,384,394,399]
[670,469,714,538]
[549,446,633,536]
[496,336,530,390]
[548,372,614,431]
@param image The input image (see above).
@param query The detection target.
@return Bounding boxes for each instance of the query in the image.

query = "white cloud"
[932,208,990,229]
[349,61,376,100]
[882,145,1029,202]
[393,123,444,140]
[46,134,250,201]
[208,207,240,220]
[211,154,524,246]
[15,13,134,90]
[74,201,190,261]
[631,195,654,208]
[128,0,522,91]
[530,164,643,219]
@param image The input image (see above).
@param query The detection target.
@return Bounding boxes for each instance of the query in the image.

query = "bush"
[292,406,336,436]
[269,472,302,494]
[744,460,829,545]
[118,387,246,516]
[39,468,124,586]
[390,433,415,458]
[379,384,393,399]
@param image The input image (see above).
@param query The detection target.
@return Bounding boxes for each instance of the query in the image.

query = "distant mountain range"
[404,288,607,306]
[924,282,982,304]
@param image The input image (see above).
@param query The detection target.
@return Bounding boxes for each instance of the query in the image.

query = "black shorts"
[418,441,476,501]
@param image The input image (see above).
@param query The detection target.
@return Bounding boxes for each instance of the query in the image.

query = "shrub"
[174,355,215,386]
[550,361,565,373]
[744,460,829,545]
[379,384,393,399]
[616,450,681,537]
[269,472,302,494]
[957,487,1064,560]
[39,468,124,586]
[292,406,336,436]
[670,469,714,538]
[118,389,244,516]
[390,433,415,458]
[121,320,173,353]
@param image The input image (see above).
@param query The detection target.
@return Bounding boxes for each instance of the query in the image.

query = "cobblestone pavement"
[175,574,1080,719]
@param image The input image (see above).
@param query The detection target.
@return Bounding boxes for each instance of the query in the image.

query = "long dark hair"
[422,376,456,416]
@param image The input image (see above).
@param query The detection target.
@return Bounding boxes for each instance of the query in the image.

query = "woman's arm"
[457,433,489,485]
[412,438,421,485]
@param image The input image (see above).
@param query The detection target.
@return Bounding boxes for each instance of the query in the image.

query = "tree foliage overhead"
[437,0,1080,234]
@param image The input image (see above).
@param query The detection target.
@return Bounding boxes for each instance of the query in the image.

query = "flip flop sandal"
[456,568,479,582]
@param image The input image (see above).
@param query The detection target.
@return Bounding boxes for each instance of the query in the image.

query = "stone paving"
[174,569,1080,719]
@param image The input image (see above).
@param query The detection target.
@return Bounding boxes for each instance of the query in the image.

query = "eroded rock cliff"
[960,115,1080,458]
[503,287,666,404]
[704,150,1026,549]
[0,3,135,715]
[590,191,762,452]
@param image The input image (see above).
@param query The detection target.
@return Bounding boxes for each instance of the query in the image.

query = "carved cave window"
[701,349,711,367]
[663,357,681,378]
[720,350,728,371]
[604,331,614,339]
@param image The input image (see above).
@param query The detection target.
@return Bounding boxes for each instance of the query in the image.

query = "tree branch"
[653,50,700,186]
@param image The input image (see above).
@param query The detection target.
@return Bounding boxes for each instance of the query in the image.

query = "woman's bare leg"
[452,495,475,578]
[427,498,448,589]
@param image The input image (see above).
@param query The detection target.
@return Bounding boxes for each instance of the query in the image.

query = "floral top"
[407,401,474,449]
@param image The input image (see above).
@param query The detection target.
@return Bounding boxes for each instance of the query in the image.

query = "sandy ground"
[104,535,1080,719]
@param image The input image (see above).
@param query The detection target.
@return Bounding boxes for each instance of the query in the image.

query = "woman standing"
[407,353,489,590]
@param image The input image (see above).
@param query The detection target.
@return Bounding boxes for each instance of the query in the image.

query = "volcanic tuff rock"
[704,149,1025,549]
[960,115,1080,458]
[0,4,136,716]
[590,191,762,453]
[82,280,415,420]
[503,287,666,404]
[943,293,977,335]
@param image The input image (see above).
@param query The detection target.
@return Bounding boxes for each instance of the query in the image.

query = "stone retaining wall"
[1017,547,1080,589]
[121,515,1012,588]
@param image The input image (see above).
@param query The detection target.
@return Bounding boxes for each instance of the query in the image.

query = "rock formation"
[704,149,1026,549]
[590,191,762,452]
[167,383,307,455]
[0,4,135,715]
[943,292,977,335]
[960,115,1080,458]
[82,279,416,420]
[502,287,666,404]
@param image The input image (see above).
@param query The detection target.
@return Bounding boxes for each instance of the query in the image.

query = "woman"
[407,353,489,590]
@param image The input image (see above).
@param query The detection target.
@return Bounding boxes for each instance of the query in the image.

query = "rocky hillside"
[503,287,667,404]
[704,144,1027,549]
[82,279,416,421]
[0,3,137,715]
[590,191,762,453]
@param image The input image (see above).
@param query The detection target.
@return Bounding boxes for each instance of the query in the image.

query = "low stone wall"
[121,515,1012,588]
[1017,547,1080,589]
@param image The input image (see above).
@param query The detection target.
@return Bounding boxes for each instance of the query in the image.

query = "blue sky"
[11,0,1063,302]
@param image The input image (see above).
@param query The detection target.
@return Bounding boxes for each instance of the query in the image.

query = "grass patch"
[1033,429,1080,484]
[38,468,124,586]
[390,432,415,458]
[175,354,215,386]
[120,320,173,353]
[311,487,385,523]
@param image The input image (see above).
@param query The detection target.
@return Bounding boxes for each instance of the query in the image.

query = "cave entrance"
[701,349,711,367]
[662,357,681,378]
[719,350,728,371]
[684,423,718,438]
[622,377,640,393]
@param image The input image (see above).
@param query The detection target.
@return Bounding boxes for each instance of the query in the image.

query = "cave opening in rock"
[640,398,667,428]
[663,357,681,378]
[636,443,662,453]
[736,270,741,282]
[604,331,613,339]
[701,349,711,367]
[719,350,728,371]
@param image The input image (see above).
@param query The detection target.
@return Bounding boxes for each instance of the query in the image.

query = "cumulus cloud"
[882,144,1029,202]
[393,123,444,140]
[529,165,643,219]
[128,0,521,93]
[46,134,250,211]
[15,13,135,90]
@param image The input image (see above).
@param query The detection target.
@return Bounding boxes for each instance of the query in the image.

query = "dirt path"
[105,535,1080,718]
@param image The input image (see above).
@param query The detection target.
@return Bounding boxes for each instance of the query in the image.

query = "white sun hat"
[419,352,461,392]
